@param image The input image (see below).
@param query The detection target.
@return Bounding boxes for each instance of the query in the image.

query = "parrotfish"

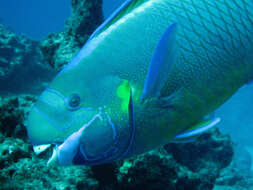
[27,0,253,166]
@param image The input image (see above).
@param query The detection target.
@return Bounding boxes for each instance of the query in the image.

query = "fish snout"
[26,89,75,145]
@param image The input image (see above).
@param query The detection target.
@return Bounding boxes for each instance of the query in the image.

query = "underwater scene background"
[0,0,253,189]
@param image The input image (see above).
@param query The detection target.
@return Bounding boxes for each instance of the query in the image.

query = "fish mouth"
[46,109,123,166]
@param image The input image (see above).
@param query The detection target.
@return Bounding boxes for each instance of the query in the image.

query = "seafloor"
[1,0,253,189]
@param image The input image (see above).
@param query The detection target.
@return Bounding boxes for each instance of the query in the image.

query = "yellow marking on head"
[117,80,131,112]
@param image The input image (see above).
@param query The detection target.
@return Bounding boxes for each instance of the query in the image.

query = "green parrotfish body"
[27,0,253,165]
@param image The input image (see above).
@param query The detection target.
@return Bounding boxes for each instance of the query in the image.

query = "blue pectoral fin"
[174,117,221,141]
[141,23,177,101]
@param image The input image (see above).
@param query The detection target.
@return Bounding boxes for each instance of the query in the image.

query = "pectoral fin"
[174,117,221,141]
[141,23,177,101]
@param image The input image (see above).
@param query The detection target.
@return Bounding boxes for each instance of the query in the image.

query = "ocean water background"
[1,0,253,156]
[0,0,71,40]
[0,0,125,40]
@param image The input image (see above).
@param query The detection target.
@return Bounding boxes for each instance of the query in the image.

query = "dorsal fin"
[88,0,150,42]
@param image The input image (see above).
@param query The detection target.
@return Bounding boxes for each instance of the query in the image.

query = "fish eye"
[67,93,81,110]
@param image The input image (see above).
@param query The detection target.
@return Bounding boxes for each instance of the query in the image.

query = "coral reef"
[0,24,55,95]
[40,0,103,70]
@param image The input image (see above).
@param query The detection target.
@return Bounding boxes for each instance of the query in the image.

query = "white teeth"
[33,144,51,155]
[47,147,58,166]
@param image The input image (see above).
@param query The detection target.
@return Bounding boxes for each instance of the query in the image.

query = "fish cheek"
[79,117,116,159]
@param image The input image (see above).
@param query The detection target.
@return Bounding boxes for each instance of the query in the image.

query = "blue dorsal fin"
[174,117,221,140]
[141,23,177,101]
[88,0,149,42]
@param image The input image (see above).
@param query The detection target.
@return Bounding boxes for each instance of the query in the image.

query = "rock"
[164,128,233,173]
[91,163,118,189]
[113,128,233,190]
[0,95,36,140]
[40,0,103,71]
[0,24,55,95]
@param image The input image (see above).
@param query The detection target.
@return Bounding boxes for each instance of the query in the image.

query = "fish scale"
[160,0,253,93]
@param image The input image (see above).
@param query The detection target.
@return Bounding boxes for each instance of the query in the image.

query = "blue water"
[103,0,126,18]
[0,0,125,40]
[0,0,71,40]
[217,84,253,147]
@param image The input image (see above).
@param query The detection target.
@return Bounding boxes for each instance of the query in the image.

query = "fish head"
[27,64,133,163]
